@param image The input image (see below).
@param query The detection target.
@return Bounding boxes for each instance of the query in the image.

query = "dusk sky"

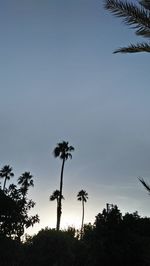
[1,0,150,234]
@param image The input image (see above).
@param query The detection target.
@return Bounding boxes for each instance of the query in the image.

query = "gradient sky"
[1,0,150,235]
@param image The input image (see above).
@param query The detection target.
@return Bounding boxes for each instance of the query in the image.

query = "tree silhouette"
[50,190,64,228]
[18,172,34,198]
[104,0,150,53]
[53,141,74,231]
[77,190,88,236]
[0,165,14,191]
[50,190,64,202]
[0,169,39,240]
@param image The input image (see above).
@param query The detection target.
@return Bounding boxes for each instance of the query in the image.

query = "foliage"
[50,190,65,229]
[53,141,74,160]
[77,190,88,202]
[0,165,14,191]
[0,166,39,241]
[1,205,150,266]
[104,0,150,53]
[24,228,79,266]
[50,190,64,202]
[82,206,150,266]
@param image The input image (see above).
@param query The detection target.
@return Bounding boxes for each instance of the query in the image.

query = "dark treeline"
[1,161,150,265]
[1,198,150,265]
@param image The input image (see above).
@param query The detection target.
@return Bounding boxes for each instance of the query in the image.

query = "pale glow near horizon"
[26,216,82,236]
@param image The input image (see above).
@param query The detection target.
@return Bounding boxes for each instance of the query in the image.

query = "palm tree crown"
[104,0,150,53]
[18,172,34,187]
[77,190,88,202]
[0,165,14,191]
[53,141,74,160]
[49,189,65,229]
[18,172,34,197]
[50,190,64,202]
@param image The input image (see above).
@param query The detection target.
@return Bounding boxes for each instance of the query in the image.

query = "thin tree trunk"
[3,176,7,191]
[56,199,59,230]
[56,158,65,231]
[81,199,84,237]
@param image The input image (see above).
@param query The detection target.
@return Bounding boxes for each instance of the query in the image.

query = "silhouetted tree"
[0,169,39,241]
[104,0,150,53]
[82,205,150,266]
[16,172,39,240]
[18,172,34,198]
[0,165,14,191]
[53,141,74,231]
[77,190,88,236]
[25,228,78,266]
[50,190,64,228]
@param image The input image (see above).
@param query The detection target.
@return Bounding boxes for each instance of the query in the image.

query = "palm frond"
[69,146,75,152]
[138,177,150,193]
[136,27,150,37]
[104,0,150,37]
[53,147,60,157]
[140,0,150,11]
[114,42,150,53]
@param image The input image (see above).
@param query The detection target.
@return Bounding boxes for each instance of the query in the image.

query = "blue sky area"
[0,0,150,234]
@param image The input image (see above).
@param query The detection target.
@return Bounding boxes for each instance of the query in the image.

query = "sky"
[0,0,150,235]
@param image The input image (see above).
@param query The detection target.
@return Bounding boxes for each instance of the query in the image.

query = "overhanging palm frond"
[138,177,150,193]
[140,0,150,10]
[104,0,150,32]
[104,0,150,53]
[114,42,150,53]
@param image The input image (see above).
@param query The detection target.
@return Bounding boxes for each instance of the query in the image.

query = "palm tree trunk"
[81,199,84,237]
[3,176,7,191]
[56,198,59,230]
[56,158,65,231]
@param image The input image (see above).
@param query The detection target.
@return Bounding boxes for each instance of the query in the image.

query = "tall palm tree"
[104,0,150,53]
[50,190,64,228]
[0,165,14,191]
[77,190,88,236]
[53,141,74,231]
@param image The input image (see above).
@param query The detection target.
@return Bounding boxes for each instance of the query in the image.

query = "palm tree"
[53,141,74,231]
[138,177,150,194]
[104,0,150,53]
[18,172,34,198]
[0,165,14,191]
[77,190,88,236]
[50,189,64,202]
[50,190,64,228]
